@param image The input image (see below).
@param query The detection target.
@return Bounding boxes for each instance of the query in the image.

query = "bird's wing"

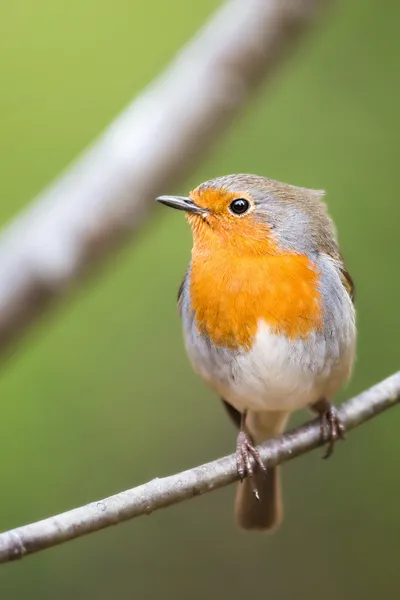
[339,259,355,303]
[327,250,355,303]
[177,268,189,317]
[221,399,241,428]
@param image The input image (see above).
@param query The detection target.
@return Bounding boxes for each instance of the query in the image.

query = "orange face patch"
[187,187,323,349]
[188,187,277,255]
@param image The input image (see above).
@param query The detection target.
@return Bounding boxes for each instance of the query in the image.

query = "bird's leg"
[311,398,346,459]
[236,411,266,501]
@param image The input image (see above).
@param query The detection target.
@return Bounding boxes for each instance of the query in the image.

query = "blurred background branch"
[0,0,327,354]
[0,371,398,565]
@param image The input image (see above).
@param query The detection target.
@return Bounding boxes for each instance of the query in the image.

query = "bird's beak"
[156,195,208,215]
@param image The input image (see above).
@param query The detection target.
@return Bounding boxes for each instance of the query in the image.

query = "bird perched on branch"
[156,174,356,532]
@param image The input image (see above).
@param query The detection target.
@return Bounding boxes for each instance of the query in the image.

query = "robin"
[156,174,356,532]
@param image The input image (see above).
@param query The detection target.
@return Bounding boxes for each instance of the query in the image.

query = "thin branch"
[0,372,398,564]
[0,0,328,353]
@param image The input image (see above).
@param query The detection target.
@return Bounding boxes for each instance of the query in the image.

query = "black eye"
[229,198,250,215]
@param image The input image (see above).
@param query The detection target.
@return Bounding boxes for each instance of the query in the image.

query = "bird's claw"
[236,431,266,501]
[319,404,346,459]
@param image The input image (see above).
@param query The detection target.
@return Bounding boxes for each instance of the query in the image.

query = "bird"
[156,174,356,532]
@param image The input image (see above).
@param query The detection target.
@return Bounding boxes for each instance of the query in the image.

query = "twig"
[0,0,328,353]
[0,372,398,564]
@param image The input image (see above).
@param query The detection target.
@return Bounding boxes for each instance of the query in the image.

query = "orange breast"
[189,250,323,350]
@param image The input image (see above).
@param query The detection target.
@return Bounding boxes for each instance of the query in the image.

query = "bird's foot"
[236,431,266,501]
[317,402,346,459]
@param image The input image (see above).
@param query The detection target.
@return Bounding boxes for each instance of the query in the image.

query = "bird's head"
[157,174,336,258]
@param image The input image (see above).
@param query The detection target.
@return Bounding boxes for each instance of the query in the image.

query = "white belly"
[184,319,356,414]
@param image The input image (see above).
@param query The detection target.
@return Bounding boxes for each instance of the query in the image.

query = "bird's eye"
[229,198,250,216]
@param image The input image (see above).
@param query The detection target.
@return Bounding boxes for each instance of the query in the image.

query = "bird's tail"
[235,410,289,532]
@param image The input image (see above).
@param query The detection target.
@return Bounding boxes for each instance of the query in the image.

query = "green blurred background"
[0,0,399,598]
